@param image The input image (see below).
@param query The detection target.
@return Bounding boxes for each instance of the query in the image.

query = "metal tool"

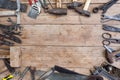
[3,59,15,73]
[103,45,120,63]
[7,18,22,33]
[47,0,67,15]
[0,0,21,25]
[37,65,103,80]
[102,63,120,79]
[102,33,120,46]
[91,66,117,80]
[103,25,120,33]
[101,14,120,22]
[93,0,118,14]
[67,0,83,9]
[0,36,14,46]
[18,66,30,80]
[30,67,36,80]
[28,0,41,19]
[75,0,91,17]
[0,0,27,12]
[2,59,19,80]
[0,34,22,44]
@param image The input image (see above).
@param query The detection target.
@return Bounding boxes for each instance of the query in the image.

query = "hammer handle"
[56,0,62,8]
[83,0,91,11]
[73,0,77,2]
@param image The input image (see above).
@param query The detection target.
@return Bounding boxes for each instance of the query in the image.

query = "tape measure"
[2,74,14,80]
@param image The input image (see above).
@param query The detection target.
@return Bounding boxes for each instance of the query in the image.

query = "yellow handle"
[2,75,14,80]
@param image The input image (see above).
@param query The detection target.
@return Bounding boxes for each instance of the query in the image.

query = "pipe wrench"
[28,0,41,19]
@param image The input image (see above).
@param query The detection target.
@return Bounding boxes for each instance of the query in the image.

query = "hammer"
[47,0,67,15]
[75,0,91,17]
[67,0,83,9]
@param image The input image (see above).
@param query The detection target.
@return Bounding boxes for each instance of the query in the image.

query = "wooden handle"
[0,11,15,16]
[73,0,77,2]
[83,0,91,11]
[56,0,62,8]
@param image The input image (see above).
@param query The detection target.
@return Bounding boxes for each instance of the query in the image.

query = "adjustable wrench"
[0,0,21,25]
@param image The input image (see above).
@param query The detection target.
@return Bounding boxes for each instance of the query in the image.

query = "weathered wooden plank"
[10,46,120,69]
[14,25,120,46]
[10,47,21,67]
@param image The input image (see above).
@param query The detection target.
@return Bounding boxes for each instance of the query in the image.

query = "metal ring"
[102,40,110,46]
[102,33,111,39]
[93,7,99,13]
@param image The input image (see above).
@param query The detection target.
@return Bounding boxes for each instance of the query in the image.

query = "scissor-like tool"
[102,33,120,46]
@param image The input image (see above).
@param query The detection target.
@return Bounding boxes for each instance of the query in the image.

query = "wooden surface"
[0,0,120,80]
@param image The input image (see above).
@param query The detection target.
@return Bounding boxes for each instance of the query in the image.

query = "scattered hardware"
[67,0,83,9]
[91,65,118,80]
[101,14,120,23]
[0,37,14,46]
[37,65,103,80]
[103,25,120,33]
[102,33,120,46]
[75,0,91,17]
[2,59,20,80]
[30,67,36,80]
[93,0,118,14]
[102,63,120,79]
[18,66,30,80]
[0,0,21,25]
[0,0,27,12]
[28,0,41,19]
[47,0,67,15]
[103,45,120,63]
[0,34,22,44]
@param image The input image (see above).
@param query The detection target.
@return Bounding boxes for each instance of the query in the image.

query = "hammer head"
[47,8,67,15]
[75,8,90,17]
[67,2,83,9]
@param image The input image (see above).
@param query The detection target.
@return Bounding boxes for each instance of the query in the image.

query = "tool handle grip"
[83,0,91,10]
[28,0,32,6]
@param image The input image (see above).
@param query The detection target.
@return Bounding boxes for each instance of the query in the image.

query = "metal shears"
[102,33,120,45]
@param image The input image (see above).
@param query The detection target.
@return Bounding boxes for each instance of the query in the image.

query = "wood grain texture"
[15,25,120,46]
[10,47,21,67]
[10,46,106,68]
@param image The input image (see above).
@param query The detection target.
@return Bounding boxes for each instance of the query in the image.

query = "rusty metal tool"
[75,0,91,17]
[67,0,83,9]
[103,45,120,63]
[91,66,117,80]
[28,0,41,19]
[47,0,67,15]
